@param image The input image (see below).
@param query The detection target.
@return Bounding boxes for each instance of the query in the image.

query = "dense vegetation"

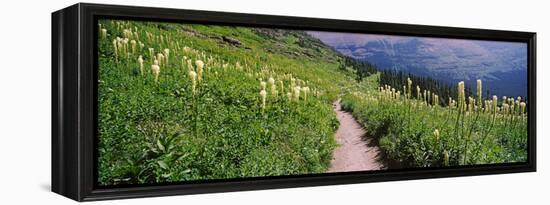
[341,74,528,168]
[97,19,528,185]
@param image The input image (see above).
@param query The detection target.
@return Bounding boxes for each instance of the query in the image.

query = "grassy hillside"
[97,20,357,185]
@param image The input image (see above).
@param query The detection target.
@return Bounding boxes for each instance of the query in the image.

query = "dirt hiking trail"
[328,100,384,172]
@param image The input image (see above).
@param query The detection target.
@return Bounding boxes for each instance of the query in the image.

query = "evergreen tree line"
[338,56,378,81]
[338,56,476,106]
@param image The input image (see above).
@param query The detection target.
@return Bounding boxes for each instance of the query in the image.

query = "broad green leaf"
[157,139,165,152]
[157,161,168,169]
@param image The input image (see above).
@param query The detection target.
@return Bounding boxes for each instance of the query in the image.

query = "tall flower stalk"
[268,77,276,96]
[112,39,118,62]
[454,81,465,164]
[101,28,107,39]
[407,77,412,99]
[464,80,483,164]
[188,70,198,137]
[260,89,267,112]
[195,60,204,82]
[443,150,449,166]
[293,86,301,102]
[148,48,154,63]
[138,55,144,75]
[189,71,197,96]
[151,64,160,83]
[163,49,170,65]
[302,87,309,102]
[477,79,483,106]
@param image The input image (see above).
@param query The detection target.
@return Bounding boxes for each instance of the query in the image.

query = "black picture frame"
[52,3,536,201]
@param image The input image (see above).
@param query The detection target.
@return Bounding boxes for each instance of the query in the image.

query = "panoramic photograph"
[96,19,528,186]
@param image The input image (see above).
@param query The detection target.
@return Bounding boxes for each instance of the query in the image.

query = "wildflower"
[181,58,186,71]
[151,64,160,83]
[183,46,191,54]
[130,40,136,53]
[217,62,227,71]
[423,90,427,104]
[502,104,510,114]
[163,48,170,64]
[434,129,440,142]
[416,86,421,100]
[468,97,474,112]
[235,62,242,70]
[302,87,310,101]
[294,86,301,101]
[189,70,197,95]
[492,95,498,114]
[260,89,267,111]
[145,32,152,42]
[112,39,118,62]
[148,48,154,62]
[396,91,401,100]
[268,77,276,96]
[477,79,482,105]
[123,29,132,39]
[458,81,465,110]
[100,28,107,39]
[195,60,204,82]
[287,92,292,101]
[458,81,465,99]
[138,55,144,75]
[157,53,164,66]
[122,38,129,56]
[407,77,412,99]
[187,59,193,71]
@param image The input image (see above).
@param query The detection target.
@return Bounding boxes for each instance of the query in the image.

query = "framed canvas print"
[52,3,536,201]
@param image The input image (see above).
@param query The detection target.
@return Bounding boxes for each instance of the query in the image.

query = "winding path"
[328,100,384,172]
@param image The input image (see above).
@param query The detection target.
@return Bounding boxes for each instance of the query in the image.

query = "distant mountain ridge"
[308,31,528,98]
